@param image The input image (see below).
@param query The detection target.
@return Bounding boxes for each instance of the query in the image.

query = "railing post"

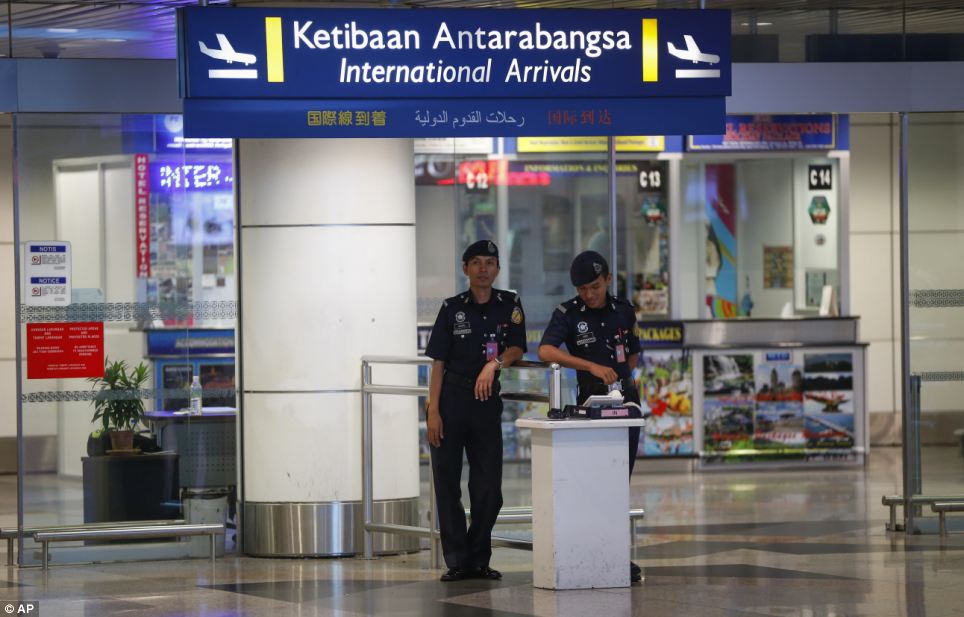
[905,374,922,534]
[549,363,562,411]
[362,360,375,559]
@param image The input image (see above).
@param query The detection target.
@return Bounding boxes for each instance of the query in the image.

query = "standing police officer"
[425,240,527,582]
[537,250,643,583]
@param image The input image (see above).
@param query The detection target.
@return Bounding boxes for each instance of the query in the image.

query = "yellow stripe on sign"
[642,19,658,83]
[265,17,284,83]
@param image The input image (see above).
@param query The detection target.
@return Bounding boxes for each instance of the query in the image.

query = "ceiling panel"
[1,0,962,59]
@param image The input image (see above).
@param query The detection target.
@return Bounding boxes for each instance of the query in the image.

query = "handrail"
[360,355,562,562]
[33,523,224,570]
[1,519,187,566]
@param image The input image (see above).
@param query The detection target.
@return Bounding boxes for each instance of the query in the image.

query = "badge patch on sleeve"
[511,307,523,324]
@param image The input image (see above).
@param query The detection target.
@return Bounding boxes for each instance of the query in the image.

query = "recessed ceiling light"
[58,39,126,48]
[740,22,774,27]
[47,28,79,33]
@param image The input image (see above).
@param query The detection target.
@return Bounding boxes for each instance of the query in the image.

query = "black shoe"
[440,567,466,582]
[630,562,642,583]
[469,566,502,580]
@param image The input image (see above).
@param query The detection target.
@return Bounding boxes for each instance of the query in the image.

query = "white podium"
[516,417,645,590]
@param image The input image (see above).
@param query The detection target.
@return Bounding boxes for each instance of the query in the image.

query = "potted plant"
[88,358,151,453]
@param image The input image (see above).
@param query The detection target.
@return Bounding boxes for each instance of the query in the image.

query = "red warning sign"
[27,322,104,379]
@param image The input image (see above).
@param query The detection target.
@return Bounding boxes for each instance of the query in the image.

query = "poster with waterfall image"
[703,354,755,453]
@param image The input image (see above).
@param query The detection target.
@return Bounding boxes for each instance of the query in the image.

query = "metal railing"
[0,519,186,566]
[360,355,562,563]
[885,371,964,535]
[33,523,224,570]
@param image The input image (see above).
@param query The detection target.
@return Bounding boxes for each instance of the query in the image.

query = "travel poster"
[763,246,793,289]
[702,353,755,453]
[705,164,738,318]
[703,396,754,452]
[637,350,694,456]
[803,352,855,448]
[753,362,805,448]
[703,353,754,397]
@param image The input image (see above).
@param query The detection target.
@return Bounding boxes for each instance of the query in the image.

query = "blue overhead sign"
[177,7,730,137]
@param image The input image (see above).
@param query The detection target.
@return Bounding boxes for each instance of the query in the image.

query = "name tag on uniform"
[616,345,626,363]
[486,341,499,361]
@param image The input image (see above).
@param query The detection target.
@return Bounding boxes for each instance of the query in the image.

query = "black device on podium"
[547,392,645,421]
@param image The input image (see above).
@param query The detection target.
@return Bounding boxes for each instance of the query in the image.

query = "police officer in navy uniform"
[425,240,527,582]
[537,250,643,583]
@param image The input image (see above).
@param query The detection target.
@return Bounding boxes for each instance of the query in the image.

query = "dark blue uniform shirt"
[540,294,641,398]
[425,289,527,380]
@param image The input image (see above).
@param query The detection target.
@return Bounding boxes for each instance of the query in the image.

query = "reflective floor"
[3,446,964,616]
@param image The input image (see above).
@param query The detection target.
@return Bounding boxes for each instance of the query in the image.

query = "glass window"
[616,158,670,320]
[907,112,964,502]
[14,113,237,565]
[415,138,681,461]
[681,156,840,319]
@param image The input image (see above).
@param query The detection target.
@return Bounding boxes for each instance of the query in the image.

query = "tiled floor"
[3,446,964,616]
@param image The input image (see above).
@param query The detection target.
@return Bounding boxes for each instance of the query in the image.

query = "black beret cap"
[462,240,499,263]
[570,250,609,286]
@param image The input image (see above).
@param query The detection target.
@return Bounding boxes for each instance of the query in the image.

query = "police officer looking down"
[425,240,527,583]
[537,250,643,583]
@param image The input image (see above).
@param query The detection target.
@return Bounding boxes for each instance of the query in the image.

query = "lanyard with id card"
[486,328,499,361]
[615,328,626,363]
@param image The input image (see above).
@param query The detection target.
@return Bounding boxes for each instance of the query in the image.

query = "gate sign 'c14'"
[178,8,731,100]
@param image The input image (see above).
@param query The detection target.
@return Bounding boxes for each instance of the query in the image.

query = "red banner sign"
[134,154,151,278]
[27,322,104,379]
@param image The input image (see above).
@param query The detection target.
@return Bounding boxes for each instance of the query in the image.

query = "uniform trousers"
[430,380,504,570]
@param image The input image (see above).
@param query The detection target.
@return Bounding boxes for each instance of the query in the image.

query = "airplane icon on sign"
[667,35,720,65]
[666,34,721,79]
[199,33,256,65]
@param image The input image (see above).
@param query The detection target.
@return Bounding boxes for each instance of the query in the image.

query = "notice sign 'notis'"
[27,322,104,379]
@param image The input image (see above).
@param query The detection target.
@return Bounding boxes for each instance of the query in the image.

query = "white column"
[238,138,419,556]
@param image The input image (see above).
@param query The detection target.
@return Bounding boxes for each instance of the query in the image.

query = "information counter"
[634,317,867,468]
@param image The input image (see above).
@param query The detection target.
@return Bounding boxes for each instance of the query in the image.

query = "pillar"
[238,138,419,556]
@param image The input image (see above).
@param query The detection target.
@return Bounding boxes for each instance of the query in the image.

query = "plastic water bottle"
[190,375,203,415]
